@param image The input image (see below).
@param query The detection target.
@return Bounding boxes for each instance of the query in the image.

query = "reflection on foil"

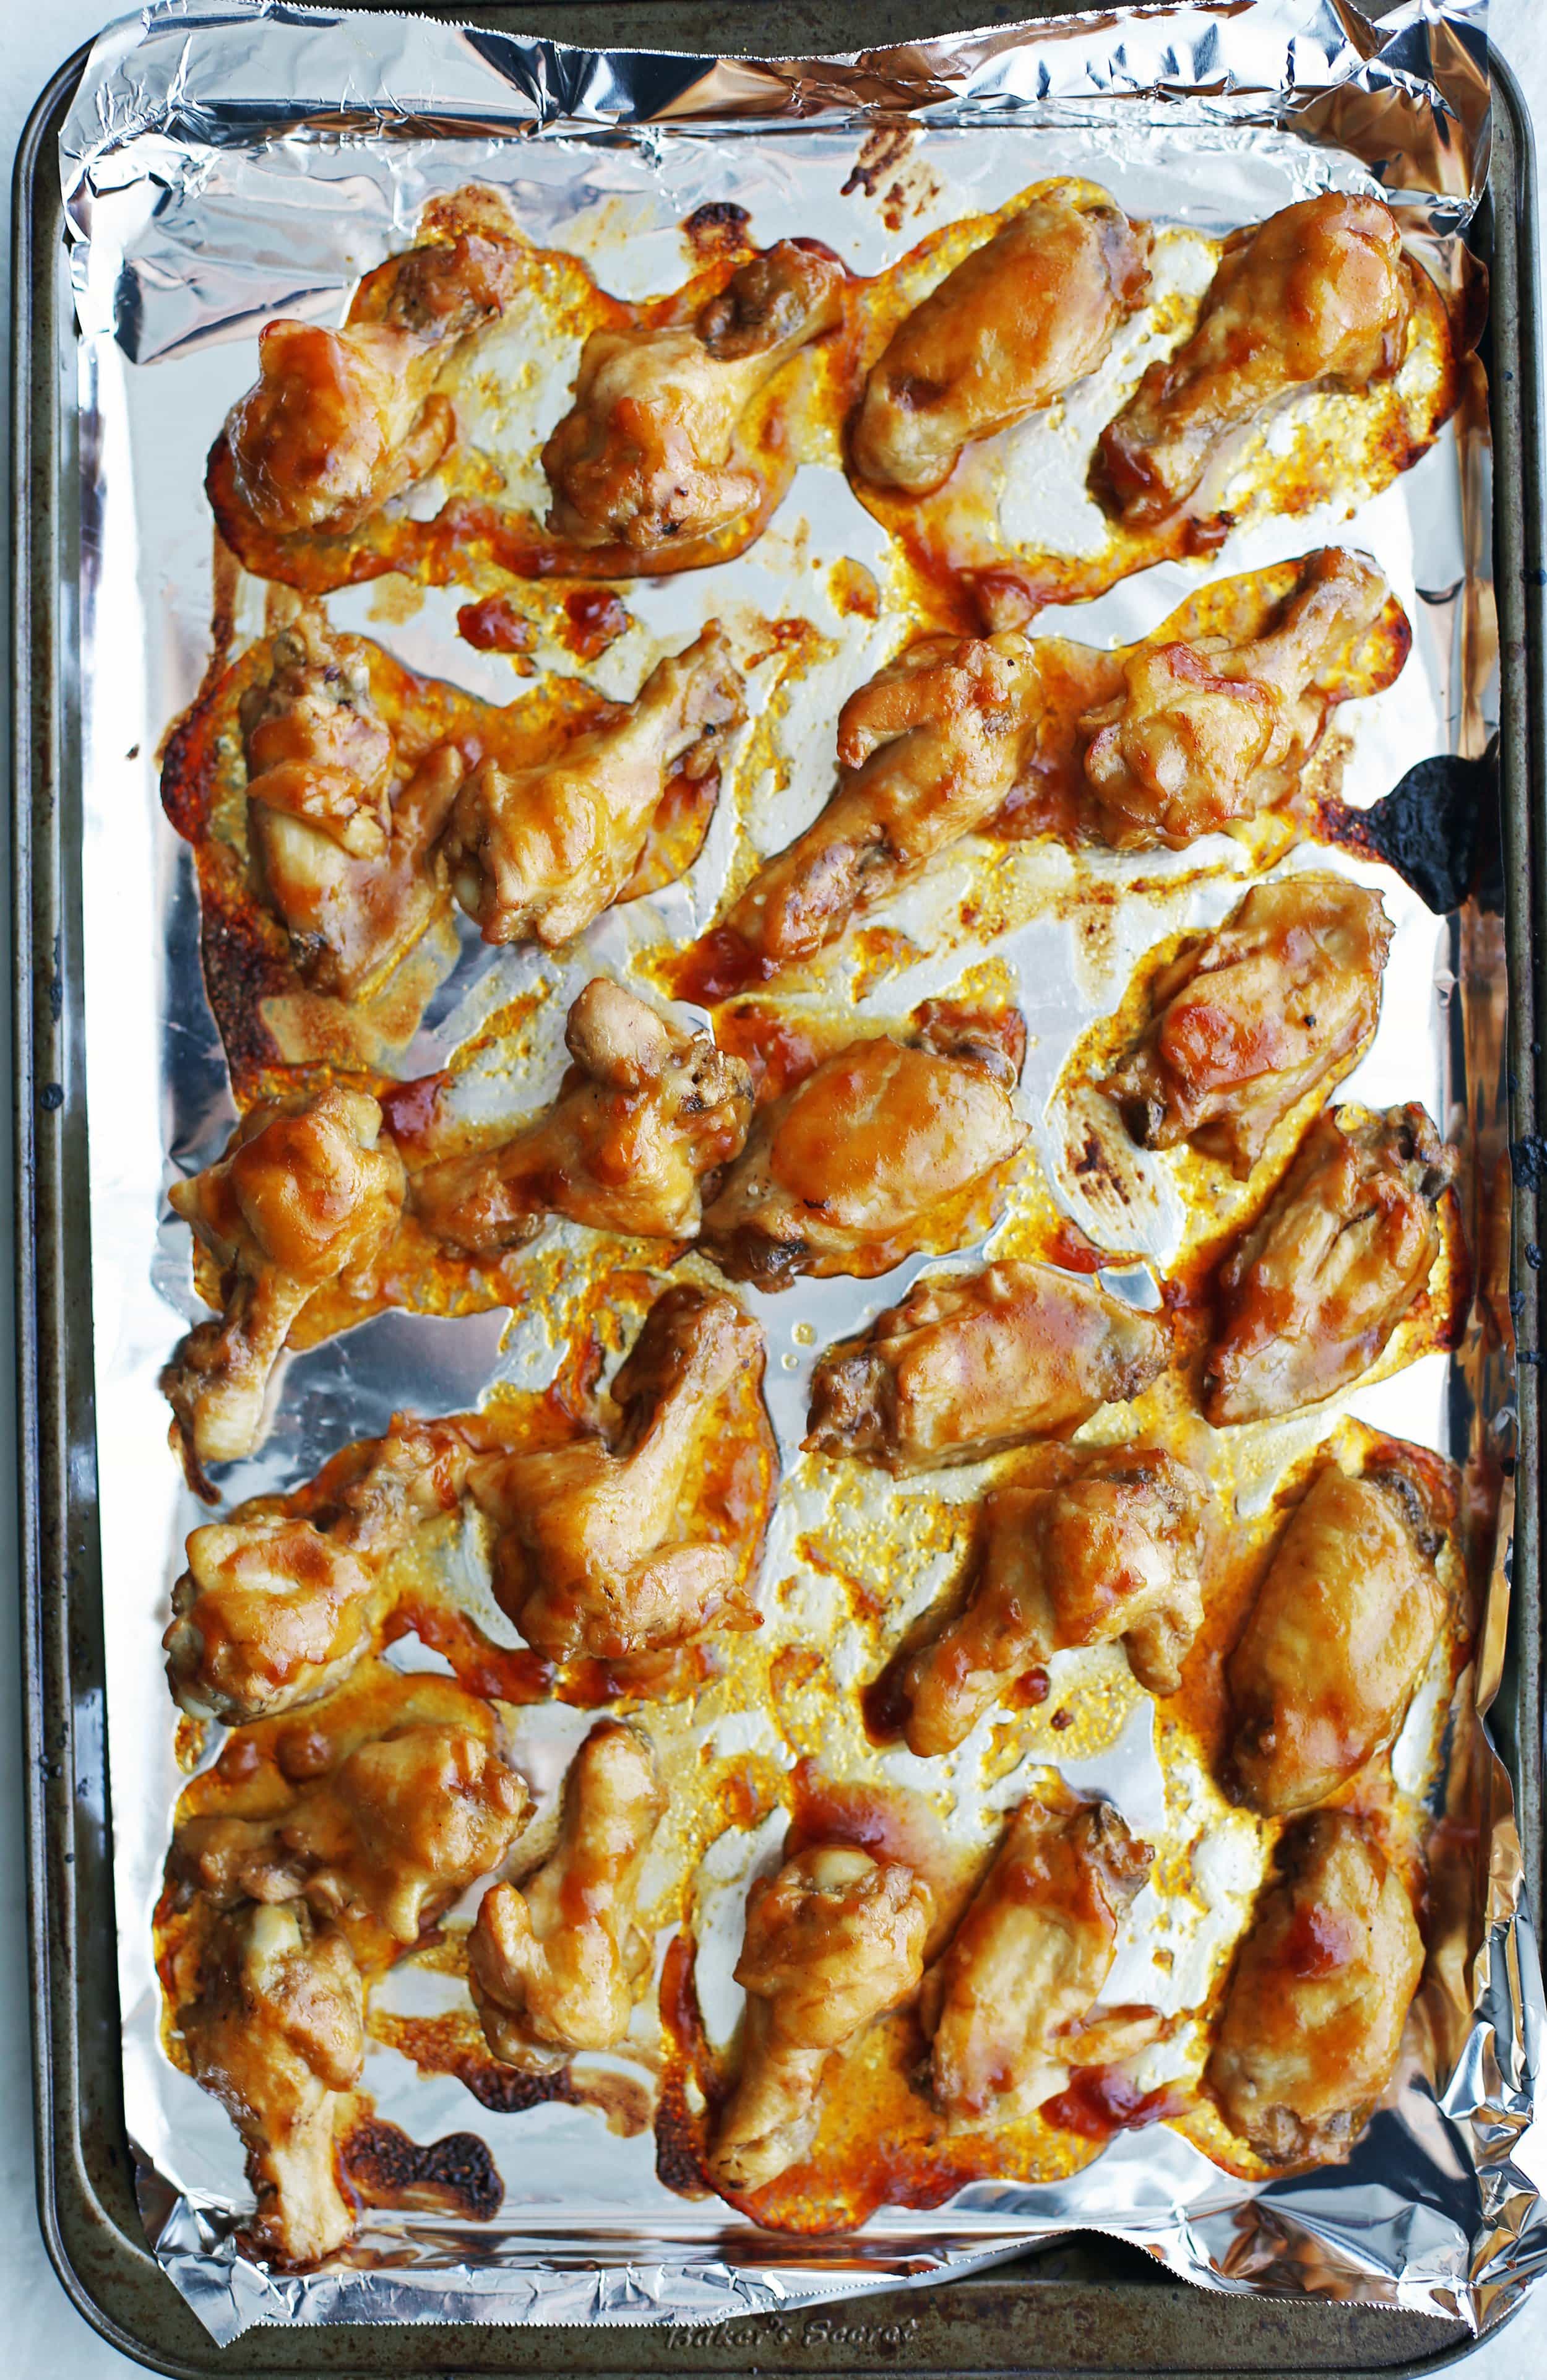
[58,0,1547,2350]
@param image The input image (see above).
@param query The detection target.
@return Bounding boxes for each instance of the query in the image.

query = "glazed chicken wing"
[806,1258,1170,1471]
[1097,194,1413,532]
[895,1447,1207,1757]
[701,1015,1027,1290]
[923,1788,1153,2129]
[853,180,1148,496]
[472,1285,764,1662]
[179,1902,365,2267]
[543,242,844,555]
[445,625,743,948]
[1100,872,1392,1178]
[1205,1104,1457,1426]
[1205,1811,1423,2163]
[1227,1448,1449,1814]
[162,1087,407,1478]
[223,230,525,539]
[470,1720,663,2059]
[410,979,754,1253]
[1078,549,1397,849]
[709,1844,930,2192]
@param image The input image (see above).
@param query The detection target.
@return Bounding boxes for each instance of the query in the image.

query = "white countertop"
[2,4,1543,2369]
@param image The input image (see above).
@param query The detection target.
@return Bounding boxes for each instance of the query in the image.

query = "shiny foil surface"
[58,0,1547,2347]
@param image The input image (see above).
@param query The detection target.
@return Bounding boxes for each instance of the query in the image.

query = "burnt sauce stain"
[1320,746,1496,916]
[342,2113,504,2222]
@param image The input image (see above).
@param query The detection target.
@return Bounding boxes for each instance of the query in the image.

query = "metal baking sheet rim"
[38,0,1547,2352]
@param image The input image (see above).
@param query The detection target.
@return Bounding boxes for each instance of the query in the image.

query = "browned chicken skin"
[805,1258,1170,1471]
[543,242,844,555]
[709,1843,931,2192]
[1097,194,1413,531]
[1100,872,1392,1178]
[226,232,525,537]
[923,1787,1154,2129]
[1227,1447,1449,1814]
[162,1088,407,1478]
[179,1901,366,2267]
[470,1721,664,2059]
[853,181,1149,496]
[444,625,743,949]
[895,1447,1207,1757]
[1205,1811,1423,2163]
[1078,549,1397,849]
[1205,1104,1457,1426]
[471,1284,765,1663]
[410,979,754,1253]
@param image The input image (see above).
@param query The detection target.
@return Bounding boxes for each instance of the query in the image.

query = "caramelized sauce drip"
[1040,2065,1187,2141]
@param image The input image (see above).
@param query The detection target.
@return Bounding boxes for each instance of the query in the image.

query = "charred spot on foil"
[342,2113,504,2220]
[1320,746,1496,915]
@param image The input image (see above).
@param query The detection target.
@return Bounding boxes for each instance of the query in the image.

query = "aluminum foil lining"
[56,0,1547,2349]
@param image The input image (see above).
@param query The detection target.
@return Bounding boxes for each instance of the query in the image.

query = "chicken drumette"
[470,1720,663,2059]
[1097,194,1413,533]
[411,979,754,1253]
[1100,872,1392,1178]
[1227,1447,1449,1815]
[708,1843,931,2192]
[543,242,845,557]
[923,1788,1154,2130]
[162,1087,406,1479]
[1205,1811,1423,2163]
[1205,1103,1457,1426]
[854,180,1148,496]
[805,1258,1170,1471]
[892,1447,1207,1757]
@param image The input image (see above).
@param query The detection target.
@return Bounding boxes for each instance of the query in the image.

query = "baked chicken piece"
[411,979,754,1253]
[162,1088,407,1478]
[472,1285,764,1662]
[805,1258,1170,1471]
[853,180,1148,496]
[894,1447,1207,1758]
[1097,194,1413,532]
[709,1843,931,2192]
[543,241,845,555]
[1100,872,1392,1179]
[1205,1811,1423,2163]
[1077,548,1397,850]
[242,612,465,1000]
[1205,1103,1457,1426]
[444,625,743,949]
[701,1014,1027,1290]
[1227,1447,1449,1814]
[470,1720,663,2059]
[179,1902,366,2266]
[923,1788,1154,2129]
[719,630,1042,974]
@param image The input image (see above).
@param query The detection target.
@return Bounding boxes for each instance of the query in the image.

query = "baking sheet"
[57,0,1547,2345]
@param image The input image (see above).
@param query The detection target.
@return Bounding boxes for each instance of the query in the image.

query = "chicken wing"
[1205,1104,1457,1426]
[179,1902,366,2266]
[1097,194,1413,532]
[223,230,525,539]
[894,1447,1207,1757]
[1100,872,1392,1178]
[708,1843,930,2192]
[1078,548,1397,850]
[470,1720,663,2059]
[923,1787,1153,2129]
[543,242,844,555]
[853,180,1148,496]
[1205,1811,1423,2163]
[1227,1448,1449,1814]
[471,1285,765,1662]
[701,1016,1027,1290]
[412,980,752,1253]
[805,1258,1170,1471]
[162,1087,407,1478]
[444,625,743,948]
